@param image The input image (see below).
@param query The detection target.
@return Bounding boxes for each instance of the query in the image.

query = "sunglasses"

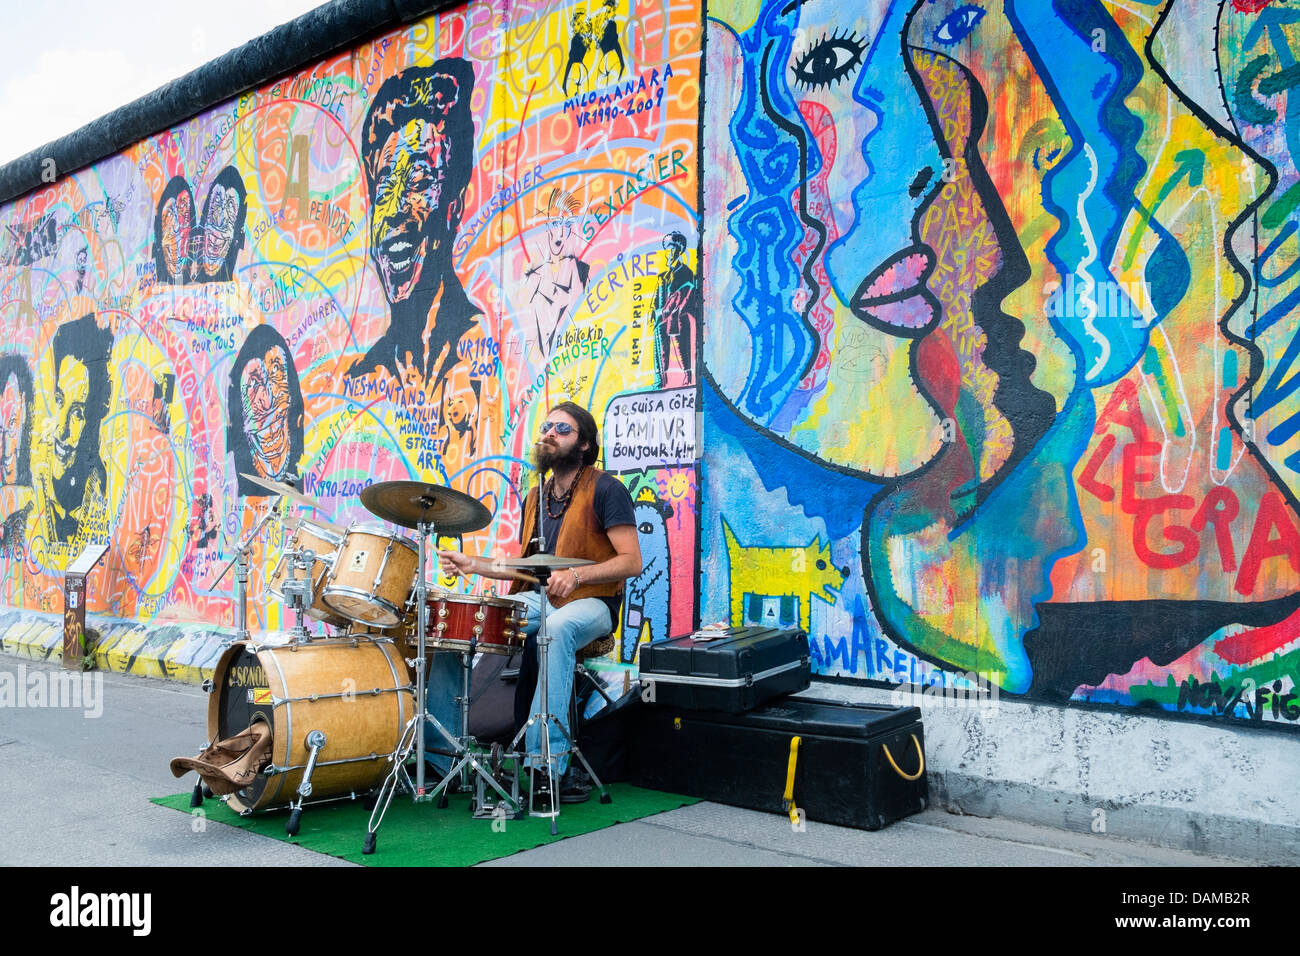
[539,421,575,436]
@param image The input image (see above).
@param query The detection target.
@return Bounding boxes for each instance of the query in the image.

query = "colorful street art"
[0,0,703,664]
[4,0,1300,729]
[701,0,1300,727]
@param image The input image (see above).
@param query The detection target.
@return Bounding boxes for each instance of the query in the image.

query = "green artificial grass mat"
[153,783,698,866]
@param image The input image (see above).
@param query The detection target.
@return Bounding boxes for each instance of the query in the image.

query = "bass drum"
[208,636,413,814]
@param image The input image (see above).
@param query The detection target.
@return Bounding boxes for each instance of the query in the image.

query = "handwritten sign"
[604,388,697,473]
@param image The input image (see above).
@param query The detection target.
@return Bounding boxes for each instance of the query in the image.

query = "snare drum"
[267,518,345,624]
[207,635,413,814]
[321,524,419,627]
[420,592,529,656]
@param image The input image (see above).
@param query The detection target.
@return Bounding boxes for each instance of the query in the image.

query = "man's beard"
[532,439,584,474]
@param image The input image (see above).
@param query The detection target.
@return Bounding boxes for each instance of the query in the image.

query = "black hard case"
[629,696,928,830]
[637,626,811,713]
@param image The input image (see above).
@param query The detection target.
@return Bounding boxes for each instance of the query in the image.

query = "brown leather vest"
[510,467,622,609]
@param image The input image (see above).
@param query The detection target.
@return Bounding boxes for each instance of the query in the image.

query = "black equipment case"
[629,696,928,830]
[637,626,810,713]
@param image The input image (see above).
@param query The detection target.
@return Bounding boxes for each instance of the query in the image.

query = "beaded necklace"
[544,465,585,520]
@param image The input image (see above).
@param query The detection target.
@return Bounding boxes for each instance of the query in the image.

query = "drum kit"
[193,472,611,850]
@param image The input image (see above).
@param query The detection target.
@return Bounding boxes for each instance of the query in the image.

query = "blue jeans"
[423,590,611,775]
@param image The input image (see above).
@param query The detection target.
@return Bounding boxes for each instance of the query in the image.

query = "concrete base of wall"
[3,606,1295,861]
[0,609,231,684]
[804,681,1299,865]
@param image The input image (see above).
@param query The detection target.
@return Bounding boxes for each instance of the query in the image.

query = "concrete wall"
[1,0,1299,735]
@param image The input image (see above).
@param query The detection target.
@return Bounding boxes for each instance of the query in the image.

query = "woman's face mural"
[51,356,89,484]
[709,0,955,479]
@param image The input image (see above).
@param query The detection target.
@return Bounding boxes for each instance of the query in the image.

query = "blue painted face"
[791,0,944,315]
[715,0,951,479]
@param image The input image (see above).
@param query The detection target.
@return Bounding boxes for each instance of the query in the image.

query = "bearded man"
[434,402,641,803]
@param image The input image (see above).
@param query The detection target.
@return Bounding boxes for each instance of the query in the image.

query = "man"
[349,59,479,384]
[153,176,196,284]
[436,402,641,803]
[653,231,698,386]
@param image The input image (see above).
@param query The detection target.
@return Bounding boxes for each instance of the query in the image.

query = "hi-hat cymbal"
[498,554,595,569]
[360,481,491,534]
[240,473,319,509]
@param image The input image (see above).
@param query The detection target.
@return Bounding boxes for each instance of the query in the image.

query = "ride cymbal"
[360,481,491,534]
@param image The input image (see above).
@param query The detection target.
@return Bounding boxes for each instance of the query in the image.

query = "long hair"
[550,401,599,466]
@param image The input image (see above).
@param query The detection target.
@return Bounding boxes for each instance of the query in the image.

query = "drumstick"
[442,553,539,587]
[499,568,540,586]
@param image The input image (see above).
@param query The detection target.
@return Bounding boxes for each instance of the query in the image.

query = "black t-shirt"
[534,471,636,630]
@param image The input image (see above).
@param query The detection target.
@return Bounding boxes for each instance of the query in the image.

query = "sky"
[0,0,329,167]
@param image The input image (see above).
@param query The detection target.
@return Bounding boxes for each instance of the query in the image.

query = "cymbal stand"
[212,500,282,645]
[364,507,520,855]
[507,566,611,836]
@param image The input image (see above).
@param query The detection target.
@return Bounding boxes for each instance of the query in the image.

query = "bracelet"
[571,567,582,585]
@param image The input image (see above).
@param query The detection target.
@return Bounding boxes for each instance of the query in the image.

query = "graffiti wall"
[700,0,1300,728]
[0,0,702,667]
[4,0,1300,729]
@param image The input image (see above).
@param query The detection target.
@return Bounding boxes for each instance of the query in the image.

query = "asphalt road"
[0,653,1252,868]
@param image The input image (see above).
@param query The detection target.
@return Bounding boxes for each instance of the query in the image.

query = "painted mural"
[701,0,1300,728]
[4,0,1300,729]
[0,0,702,671]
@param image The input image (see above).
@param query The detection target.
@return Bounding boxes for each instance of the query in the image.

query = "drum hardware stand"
[507,564,612,837]
[284,730,327,836]
[213,500,285,645]
[426,641,523,818]
[364,509,520,858]
[279,547,317,645]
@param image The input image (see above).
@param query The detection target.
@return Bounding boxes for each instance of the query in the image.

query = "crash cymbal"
[498,554,595,569]
[360,481,491,534]
[239,473,319,509]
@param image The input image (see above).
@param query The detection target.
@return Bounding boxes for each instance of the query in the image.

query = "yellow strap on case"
[882,734,925,781]
[783,735,802,822]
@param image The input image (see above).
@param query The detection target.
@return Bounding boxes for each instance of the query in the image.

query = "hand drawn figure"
[32,314,114,542]
[591,0,626,87]
[653,231,697,387]
[525,188,590,357]
[561,9,595,96]
[0,355,33,487]
[0,355,35,555]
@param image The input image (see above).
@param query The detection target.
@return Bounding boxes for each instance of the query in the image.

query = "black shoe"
[561,765,593,803]
[529,768,591,805]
